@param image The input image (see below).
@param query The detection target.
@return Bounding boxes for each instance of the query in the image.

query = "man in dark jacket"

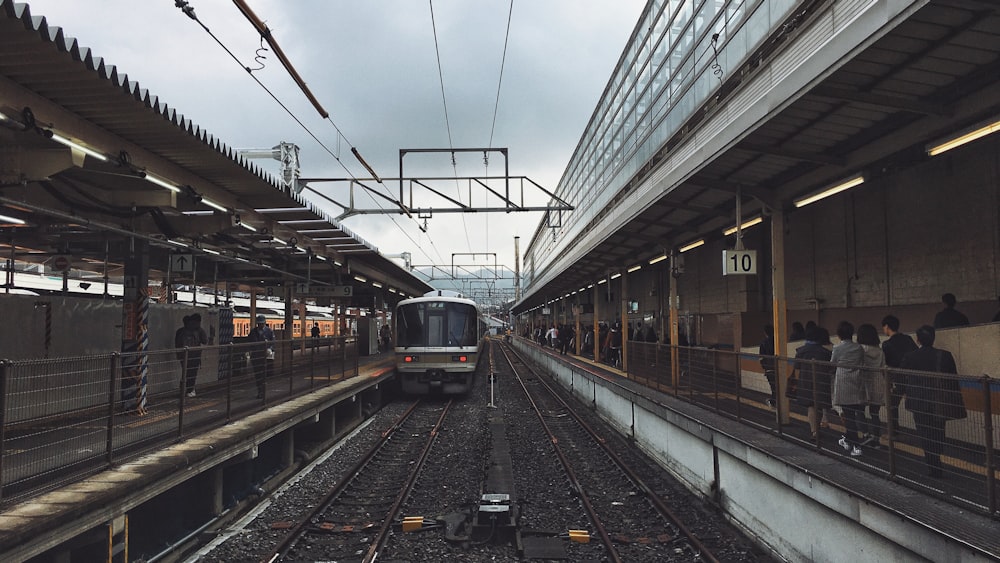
[881,315,917,437]
[794,326,834,439]
[759,325,777,408]
[933,293,970,329]
[175,313,208,397]
[248,315,275,399]
[900,325,967,478]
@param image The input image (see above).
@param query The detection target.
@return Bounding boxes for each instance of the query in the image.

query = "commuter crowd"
[760,293,969,477]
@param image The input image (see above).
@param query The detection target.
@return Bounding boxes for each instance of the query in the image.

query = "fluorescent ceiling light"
[724,216,764,236]
[51,134,108,162]
[598,279,607,285]
[353,275,367,283]
[145,174,182,193]
[0,213,25,225]
[240,222,258,232]
[679,239,705,253]
[202,198,228,213]
[272,237,288,245]
[610,272,621,280]
[627,264,641,273]
[202,248,220,255]
[389,288,397,293]
[793,175,865,208]
[372,282,383,288]
[648,254,668,265]
[167,239,188,247]
[927,118,1000,156]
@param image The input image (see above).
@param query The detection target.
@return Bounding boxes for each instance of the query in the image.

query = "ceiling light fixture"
[51,134,108,162]
[201,198,228,213]
[627,264,641,273]
[679,239,705,253]
[610,272,621,280]
[723,216,764,236]
[927,118,1000,156]
[0,213,25,225]
[648,254,668,265]
[145,174,182,193]
[793,175,865,208]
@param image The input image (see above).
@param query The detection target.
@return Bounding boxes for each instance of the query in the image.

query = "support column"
[621,272,629,373]
[771,210,790,425]
[121,241,149,415]
[593,284,601,360]
[670,252,680,389]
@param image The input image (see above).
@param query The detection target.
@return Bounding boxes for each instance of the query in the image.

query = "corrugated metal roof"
[0,0,431,299]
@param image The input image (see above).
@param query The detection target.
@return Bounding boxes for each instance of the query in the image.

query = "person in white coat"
[831,321,866,456]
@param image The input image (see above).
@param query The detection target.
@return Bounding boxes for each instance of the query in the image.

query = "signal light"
[404,356,414,363]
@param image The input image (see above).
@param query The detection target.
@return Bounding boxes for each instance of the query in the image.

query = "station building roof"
[0,0,432,304]
[514,0,1000,314]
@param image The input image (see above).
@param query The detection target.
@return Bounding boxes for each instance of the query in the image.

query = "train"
[394,290,485,394]
[232,312,341,339]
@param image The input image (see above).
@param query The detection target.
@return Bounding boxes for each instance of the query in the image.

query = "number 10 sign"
[723,250,757,276]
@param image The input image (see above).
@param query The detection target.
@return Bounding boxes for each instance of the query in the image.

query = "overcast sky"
[25,1,645,289]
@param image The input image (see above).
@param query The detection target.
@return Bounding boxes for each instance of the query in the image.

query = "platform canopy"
[0,1,431,302]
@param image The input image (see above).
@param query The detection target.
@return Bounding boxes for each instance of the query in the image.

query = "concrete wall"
[516,340,993,562]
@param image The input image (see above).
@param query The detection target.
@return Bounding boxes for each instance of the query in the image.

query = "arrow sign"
[171,254,194,273]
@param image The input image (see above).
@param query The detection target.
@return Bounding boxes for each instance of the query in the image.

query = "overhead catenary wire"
[484,0,515,266]
[175,0,458,289]
[428,0,472,254]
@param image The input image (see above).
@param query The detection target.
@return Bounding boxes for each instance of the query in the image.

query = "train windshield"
[396,301,478,348]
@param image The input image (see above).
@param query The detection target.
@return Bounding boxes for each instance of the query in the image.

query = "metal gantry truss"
[297,148,573,224]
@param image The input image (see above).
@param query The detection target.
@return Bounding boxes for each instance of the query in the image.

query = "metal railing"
[0,336,358,504]
[618,340,999,516]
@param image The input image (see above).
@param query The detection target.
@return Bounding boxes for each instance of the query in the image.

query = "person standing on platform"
[857,323,887,447]
[311,323,320,339]
[933,293,970,329]
[793,326,834,439]
[175,313,208,398]
[881,315,917,437]
[759,325,777,408]
[831,321,865,457]
[248,315,275,400]
[900,325,967,478]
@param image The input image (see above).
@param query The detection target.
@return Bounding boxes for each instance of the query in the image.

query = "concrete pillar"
[280,429,295,469]
[593,283,601,360]
[206,467,224,516]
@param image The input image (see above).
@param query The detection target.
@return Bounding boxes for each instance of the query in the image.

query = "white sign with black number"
[722,250,757,276]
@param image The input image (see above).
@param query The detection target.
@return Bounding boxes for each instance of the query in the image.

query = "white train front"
[394,290,483,394]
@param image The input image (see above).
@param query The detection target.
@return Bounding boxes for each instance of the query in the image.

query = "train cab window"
[396,301,478,348]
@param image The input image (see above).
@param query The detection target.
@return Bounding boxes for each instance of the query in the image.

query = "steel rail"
[498,344,623,563]
[262,400,423,563]
[363,399,454,563]
[503,342,722,563]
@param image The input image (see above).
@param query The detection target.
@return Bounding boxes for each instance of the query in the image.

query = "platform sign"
[722,250,757,276]
[170,254,194,273]
[313,285,353,297]
[264,286,283,297]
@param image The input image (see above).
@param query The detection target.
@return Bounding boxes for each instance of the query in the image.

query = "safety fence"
[0,336,358,504]
[623,341,998,516]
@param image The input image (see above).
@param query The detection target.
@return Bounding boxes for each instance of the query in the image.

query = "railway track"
[497,341,724,562]
[262,399,453,562]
